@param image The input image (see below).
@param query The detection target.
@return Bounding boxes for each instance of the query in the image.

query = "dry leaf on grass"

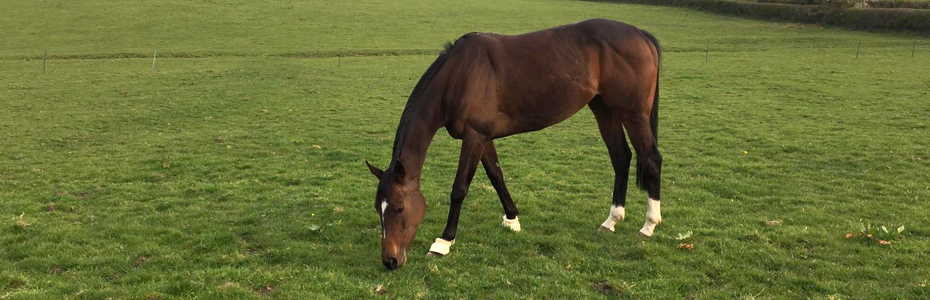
[218,282,237,290]
[14,213,29,229]
[375,284,388,295]
[763,220,782,226]
[259,285,275,294]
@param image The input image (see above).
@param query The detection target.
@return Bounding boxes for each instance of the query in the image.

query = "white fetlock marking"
[639,198,662,237]
[502,216,521,232]
[599,205,625,232]
[428,238,454,255]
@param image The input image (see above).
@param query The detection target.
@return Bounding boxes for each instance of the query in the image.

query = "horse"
[365,19,662,270]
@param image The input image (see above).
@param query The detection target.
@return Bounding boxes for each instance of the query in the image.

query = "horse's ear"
[393,160,406,182]
[365,161,384,178]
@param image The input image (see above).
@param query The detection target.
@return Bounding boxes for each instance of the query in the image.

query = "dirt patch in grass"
[258,284,276,294]
[70,191,92,199]
[145,294,165,300]
[592,281,618,295]
[7,279,26,290]
[134,256,150,267]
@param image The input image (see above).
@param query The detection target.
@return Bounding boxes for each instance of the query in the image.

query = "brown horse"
[366,19,662,270]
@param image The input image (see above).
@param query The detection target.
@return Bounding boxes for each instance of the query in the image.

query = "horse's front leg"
[428,130,487,256]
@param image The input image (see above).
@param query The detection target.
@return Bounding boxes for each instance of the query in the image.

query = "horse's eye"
[396,207,404,214]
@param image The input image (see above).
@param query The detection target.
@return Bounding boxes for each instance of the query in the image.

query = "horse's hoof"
[599,205,624,233]
[639,199,661,237]
[428,238,454,256]
[638,225,656,237]
[426,251,442,257]
[501,216,521,232]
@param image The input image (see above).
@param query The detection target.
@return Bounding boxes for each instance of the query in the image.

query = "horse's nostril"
[383,257,399,270]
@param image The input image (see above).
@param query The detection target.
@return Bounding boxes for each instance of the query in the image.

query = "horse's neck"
[391,105,443,182]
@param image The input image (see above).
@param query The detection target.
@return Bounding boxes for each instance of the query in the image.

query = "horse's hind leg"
[481,141,521,232]
[623,112,663,236]
[589,97,632,232]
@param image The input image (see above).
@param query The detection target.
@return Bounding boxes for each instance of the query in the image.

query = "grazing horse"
[366,19,662,270]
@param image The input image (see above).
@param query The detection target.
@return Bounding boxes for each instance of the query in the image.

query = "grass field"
[2,0,929,299]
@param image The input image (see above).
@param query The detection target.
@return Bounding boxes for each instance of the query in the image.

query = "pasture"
[2,0,929,298]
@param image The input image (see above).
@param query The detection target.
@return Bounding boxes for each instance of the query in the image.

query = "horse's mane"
[399,42,453,116]
[389,40,459,163]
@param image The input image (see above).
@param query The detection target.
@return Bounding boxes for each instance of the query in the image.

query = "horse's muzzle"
[383,257,399,270]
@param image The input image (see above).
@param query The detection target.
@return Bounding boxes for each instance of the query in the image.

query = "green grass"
[2,0,929,299]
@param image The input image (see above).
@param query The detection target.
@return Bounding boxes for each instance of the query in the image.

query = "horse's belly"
[492,93,593,138]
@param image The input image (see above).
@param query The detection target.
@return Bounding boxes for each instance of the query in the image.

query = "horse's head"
[366,161,426,270]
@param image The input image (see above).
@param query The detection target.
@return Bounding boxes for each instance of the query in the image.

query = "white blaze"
[639,198,662,237]
[380,200,388,239]
[599,205,625,232]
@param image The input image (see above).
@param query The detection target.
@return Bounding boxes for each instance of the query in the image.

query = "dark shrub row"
[752,0,930,10]
[594,0,930,33]
[827,7,930,31]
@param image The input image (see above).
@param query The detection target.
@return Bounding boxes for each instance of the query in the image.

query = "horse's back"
[441,19,658,138]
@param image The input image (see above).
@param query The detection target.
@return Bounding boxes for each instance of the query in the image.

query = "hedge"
[592,0,930,33]
[752,0,930,10]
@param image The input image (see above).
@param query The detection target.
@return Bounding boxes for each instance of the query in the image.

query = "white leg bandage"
[501,215,521,232]
[599,205,625,232]
[428,238,455,256]
[639,198,662,237]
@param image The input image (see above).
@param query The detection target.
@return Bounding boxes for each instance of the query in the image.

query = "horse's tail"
[641,29,660,143]
[636,29,661,193]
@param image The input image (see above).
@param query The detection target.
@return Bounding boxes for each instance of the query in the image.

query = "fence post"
[808,42,812,59]
[705,44,709,63]
[913,40,917,57]
[43,49,47,72]
[757,41,761,61]
[338,47,342,68]
[856,41,861,58]
[152,48,157,71]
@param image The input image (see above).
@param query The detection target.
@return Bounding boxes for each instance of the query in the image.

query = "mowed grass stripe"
[5,39,926,62]
[0,49,444,62]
